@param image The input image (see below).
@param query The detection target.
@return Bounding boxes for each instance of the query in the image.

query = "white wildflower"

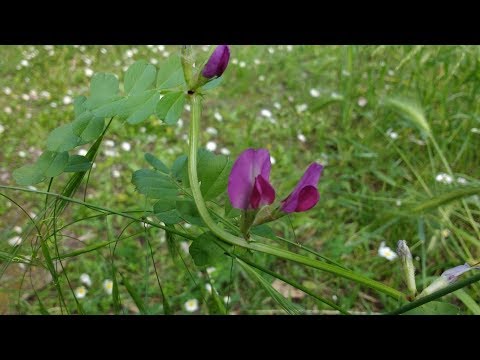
[378,241,398,261]
[184,299,199,312]
[80,273,92,287]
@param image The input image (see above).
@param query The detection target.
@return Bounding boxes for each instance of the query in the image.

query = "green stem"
[187,94,404,300]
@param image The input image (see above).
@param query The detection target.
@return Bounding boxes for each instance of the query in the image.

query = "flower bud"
[202,45,230,79]
[397,240,417,297]
[417,263,480,298]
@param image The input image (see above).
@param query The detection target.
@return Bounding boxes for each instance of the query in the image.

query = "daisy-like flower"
[74,286,88,299]
[18,151,26,158]
[214,112,223,122]
[357,97,368,107]
[3,87,12,95]
[206,127,218,136]
[457,177,468,185]
[471,128,480,134]
[260,109,272,118]
[80,273,92,287]
[103,279,113,295]
[112,169,121,178]
[184,299,199,313]
[310,88,320,98]
[258,75,266,82]
[220,148,231,156]
[435,173,453,184]
[297,133,307,143]
[121,142,131,152]
[378,241,398,261]
[386,128,399,140]
[206,141,217,152]
[296,104,308,113]
[85,68,94,77]
[205,283,213,294]
[63,96,73,105]
[13,226,22,234]
[8,236,22,247]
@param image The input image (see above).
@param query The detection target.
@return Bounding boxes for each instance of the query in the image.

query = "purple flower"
[202,45,230,79]
[281,163,323,213]
[228,148,275,210]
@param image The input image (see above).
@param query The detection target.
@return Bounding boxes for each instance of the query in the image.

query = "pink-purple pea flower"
[228,148,323,213]
[202,45,230,79]
[281,163,323,213]
[228,149,275,210]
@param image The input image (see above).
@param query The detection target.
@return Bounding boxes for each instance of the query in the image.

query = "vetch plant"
[3,45,480,315]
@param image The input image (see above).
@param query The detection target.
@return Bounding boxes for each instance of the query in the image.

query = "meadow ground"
[0,45,479,314]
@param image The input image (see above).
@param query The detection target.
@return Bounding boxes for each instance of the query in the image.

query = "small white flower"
[74,286,88,299]
[157,45,165,52]
[100,48,107,54]
[386,128,399,140]
[185,104,191,112]
[220,147,231,156]
[357,97,368,107]
[378,241,398,261]
[286,45,293,52]
[8,236,22,247]
[121,142,131,152]
[3,87,12,95]
[206,127,218,136]
[258,75,265,82]
[4,107,12,114]
[150,58,158,65]
[206,141,217,152]
[103,279,113,295]
[40,90,51,99]
[20,59,29,67]
[125,49,134,58]
[268,47,275,54]
[388,69,395,76]
[50,102,57,108]
[471,128,480,134]
[342,70,351,77]
[273,102,281,110]
[140,127,146,133]
[214,112,223,122]
[184,299,199,312]
[77,149,88,156]
[85,68,94,77]
[270,156,276,165]
[223,296,231,304]
[162,51,170,58]
[104,149,118,157]
[206,267,216,275]
[396,199,402,206]
[457,177,468,185]
[239,61,246,68]
[254,59,261,65]
[435,173,453,185]
[63,96,73,105]
[112,169,121,178]
[310,88,320,98]
[18,151,26,158]
[231,58,238,65]
[21,94,30,101]
[104,140,115,147]
[332,294,338,302]
[80,273,92,287]
[297,133,306,143]
[205,283,212,294]
[260,109,272,118]
[296,103,308,113]
[0,124,4,134]
[13,226,22,234]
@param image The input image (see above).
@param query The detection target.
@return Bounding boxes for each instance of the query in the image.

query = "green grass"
[1,45,480,314]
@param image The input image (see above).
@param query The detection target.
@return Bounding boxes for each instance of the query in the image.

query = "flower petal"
[281,163,323,213]
[250,175,276,209]
[294,185,319,212]
[202,45,230,79]
[228,148,272,210]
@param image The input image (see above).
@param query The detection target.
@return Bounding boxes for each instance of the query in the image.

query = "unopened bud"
[417,263,480,298]
[397,240,417,297]
[202,45,230,79]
